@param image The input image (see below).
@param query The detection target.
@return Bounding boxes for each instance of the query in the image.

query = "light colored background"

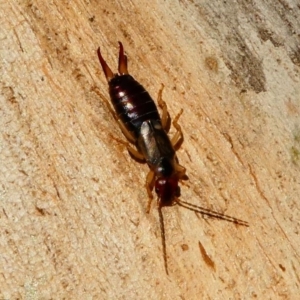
[1,1,299,299]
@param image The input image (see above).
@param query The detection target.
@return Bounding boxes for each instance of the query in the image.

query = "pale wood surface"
[1,1,300,299]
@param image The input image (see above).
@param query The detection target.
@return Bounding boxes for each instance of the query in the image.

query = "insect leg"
[171,109,184,149]
[116,118,136,144]
[175,163,187,179]
[157,84,170,132]
[145,170,155,213]
[111,135,145,161]
[126,144,145,161]
[105,99,136,143]
[96,88,136,144]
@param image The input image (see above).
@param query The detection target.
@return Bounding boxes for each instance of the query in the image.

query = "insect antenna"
[175,199,249,227]
[158,205,169,275]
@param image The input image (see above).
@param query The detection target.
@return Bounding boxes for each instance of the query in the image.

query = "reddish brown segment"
[118,42,128,75]
[97,42,128,81]
[97,47,114,81]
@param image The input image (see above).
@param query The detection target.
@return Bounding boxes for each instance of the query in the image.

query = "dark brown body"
[96,42,248,275]
[108,71,177,177]
[108,74,160,138]
[97,42,184,197]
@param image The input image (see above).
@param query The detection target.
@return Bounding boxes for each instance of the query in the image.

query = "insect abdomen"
[109,74,160,137]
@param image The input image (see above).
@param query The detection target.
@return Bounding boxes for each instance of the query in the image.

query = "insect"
[97,42,248,274]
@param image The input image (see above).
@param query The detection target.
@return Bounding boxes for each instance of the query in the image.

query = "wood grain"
[1,1,299,299]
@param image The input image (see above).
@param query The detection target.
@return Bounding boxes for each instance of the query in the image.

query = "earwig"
[97,42,248,275]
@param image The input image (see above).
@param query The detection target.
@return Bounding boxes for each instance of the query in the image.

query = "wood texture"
[1,1,299,299]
